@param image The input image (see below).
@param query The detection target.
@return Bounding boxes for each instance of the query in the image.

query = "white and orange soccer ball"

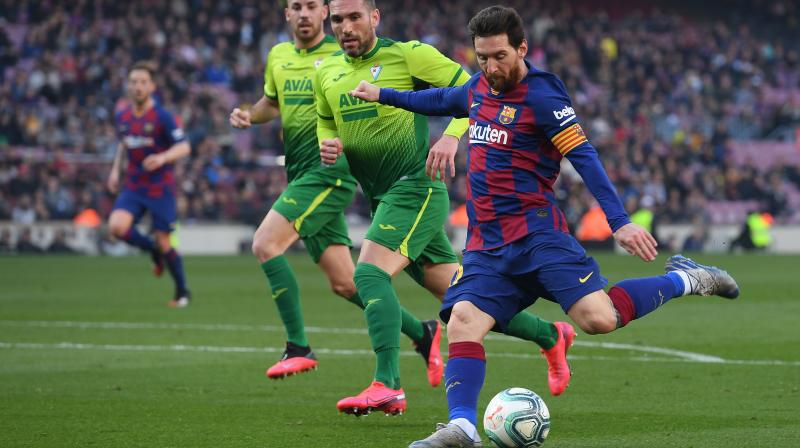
[483,387,551,447]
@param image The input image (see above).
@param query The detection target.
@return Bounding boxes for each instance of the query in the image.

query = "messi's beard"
[487,60,523,93]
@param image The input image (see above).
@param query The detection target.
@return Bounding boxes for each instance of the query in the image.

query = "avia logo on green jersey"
[283,78,313,93]
[340,94,371,107]
[283,78,314,105]
[339,93,378,122]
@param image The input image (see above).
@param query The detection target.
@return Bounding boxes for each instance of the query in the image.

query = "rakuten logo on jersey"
[469,122,509,146]
[552,105,575,120]
[123,135,155,149]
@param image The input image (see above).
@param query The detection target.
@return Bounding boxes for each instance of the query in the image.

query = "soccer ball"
[483,387,550,447]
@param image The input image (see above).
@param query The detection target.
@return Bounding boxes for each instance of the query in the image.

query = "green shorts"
[365,182,458,286]
[272,169,357,263]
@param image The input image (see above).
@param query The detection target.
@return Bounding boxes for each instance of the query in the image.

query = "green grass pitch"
[1,253,798,447]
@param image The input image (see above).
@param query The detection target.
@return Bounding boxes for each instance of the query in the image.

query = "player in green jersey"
[229,0,441,382]
[316,0,573,417]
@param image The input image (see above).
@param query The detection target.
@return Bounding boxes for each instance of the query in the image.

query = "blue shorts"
[441,230,607,331]
[113,189,177,233]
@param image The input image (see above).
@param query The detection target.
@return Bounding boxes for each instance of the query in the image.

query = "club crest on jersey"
[143,122,154,133]
[314,58,323,68]
[370,64,383,81]
[497,105,518,125]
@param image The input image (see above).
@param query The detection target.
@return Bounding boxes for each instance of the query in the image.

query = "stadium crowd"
[1,0,799,239]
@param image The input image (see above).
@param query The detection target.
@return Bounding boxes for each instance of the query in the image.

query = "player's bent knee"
[251,235,283,263]
[108,221,129,238]
[446,304,482,343]
[331,281,356,299]
[576,314,617,335]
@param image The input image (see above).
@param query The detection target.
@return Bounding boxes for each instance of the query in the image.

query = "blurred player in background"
[317,0,573,418]
[107,61,192,308]
[229,0,442,383]
[349,6,741,446]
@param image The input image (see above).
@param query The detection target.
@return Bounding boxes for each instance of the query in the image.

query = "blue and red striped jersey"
[379,60,630,251]
[115,104,185,197]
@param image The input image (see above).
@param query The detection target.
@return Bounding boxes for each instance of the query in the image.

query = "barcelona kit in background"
[113,104,186,232]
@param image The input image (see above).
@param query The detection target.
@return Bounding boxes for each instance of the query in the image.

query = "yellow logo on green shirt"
[272,288,289,300]
[283,78,313,92]
[339,93,378,122]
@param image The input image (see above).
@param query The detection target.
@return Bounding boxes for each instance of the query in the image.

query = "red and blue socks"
[445,341,486,443]
[609,272,687,327]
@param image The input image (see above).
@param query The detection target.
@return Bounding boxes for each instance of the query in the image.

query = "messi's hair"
[468,5,525,48]
[129,60,157,79]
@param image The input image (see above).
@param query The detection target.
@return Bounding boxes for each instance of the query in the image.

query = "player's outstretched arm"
[566,145,657,262]
[230,96,280,129]
[350,81,469,118]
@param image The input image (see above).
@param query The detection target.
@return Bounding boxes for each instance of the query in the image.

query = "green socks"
[261,256,307,348]
[347,293,425,343]
[354,262,402,389]
[400,307,425,342]
[505,312,559,350]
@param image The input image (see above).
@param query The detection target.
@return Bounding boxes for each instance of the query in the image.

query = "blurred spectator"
[46,229,77,254]
[15,227,42,253]
[575,203,614,250]
[729,208,774,252]
[11,194,36,224]
[682,220,709,252]
[0,228,13,253]
[628,195,660,244]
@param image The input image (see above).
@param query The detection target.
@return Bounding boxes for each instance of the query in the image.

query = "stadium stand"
[1,0,798,247]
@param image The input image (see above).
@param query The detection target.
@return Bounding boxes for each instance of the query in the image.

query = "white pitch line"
[487,334,725,363]
[1,341,799,367]
[0,320,368,335]
[1,320,795,366]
